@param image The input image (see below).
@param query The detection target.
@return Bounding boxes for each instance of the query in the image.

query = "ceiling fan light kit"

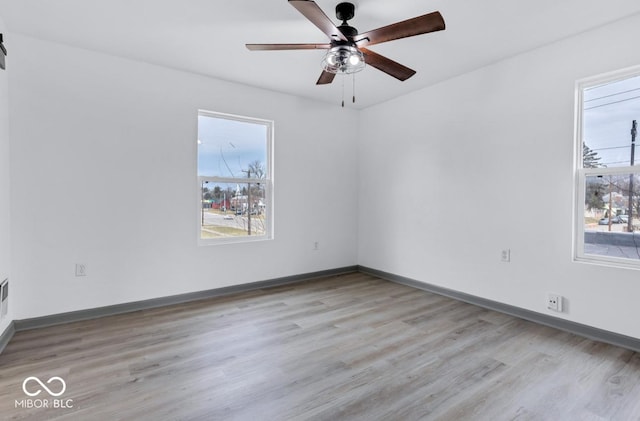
[246,0,445,105]
[322,45,364,74]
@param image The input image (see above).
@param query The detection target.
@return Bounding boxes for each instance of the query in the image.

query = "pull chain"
[352,73,356,104]
[341,74,345,107]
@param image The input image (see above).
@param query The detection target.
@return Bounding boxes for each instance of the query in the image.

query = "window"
[197,110,273,244]
[575,66,640,267]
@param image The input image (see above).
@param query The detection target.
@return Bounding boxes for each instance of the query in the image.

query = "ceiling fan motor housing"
[334,2,358,43]
[335,2,355,22]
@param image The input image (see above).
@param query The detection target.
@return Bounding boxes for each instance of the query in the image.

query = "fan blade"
[316,71,336,85]
[360,48,416,81]
[356,11,445,47]
[289,0,348,42]
[246,43,330,51]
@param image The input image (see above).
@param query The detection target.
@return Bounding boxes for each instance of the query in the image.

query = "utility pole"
[608,176,613,232]
[628,120,637,232]
[242,169,252,235]
[201,181,207,227]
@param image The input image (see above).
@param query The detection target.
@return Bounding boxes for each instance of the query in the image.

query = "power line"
[591,145,630,151]
[584,94,640,111]
[585,87,640,103]
[599,160,637,165]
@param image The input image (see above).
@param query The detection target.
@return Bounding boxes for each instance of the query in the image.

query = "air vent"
[0,34,6,70]
[0,279,7,319]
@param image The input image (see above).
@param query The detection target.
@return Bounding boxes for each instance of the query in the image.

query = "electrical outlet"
[501,249,511,262]
[313,241,319,251]
[75,264,87,277]
[547,293,562,312]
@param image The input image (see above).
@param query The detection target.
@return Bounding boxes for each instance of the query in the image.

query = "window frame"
[574,65,640,269]
[197,110,274,246]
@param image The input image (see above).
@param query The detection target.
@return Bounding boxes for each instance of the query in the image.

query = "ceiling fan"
[246,1,445,87]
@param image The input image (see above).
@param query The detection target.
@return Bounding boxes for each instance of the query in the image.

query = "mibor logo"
[15,376,73,410]
[22,376,67,397]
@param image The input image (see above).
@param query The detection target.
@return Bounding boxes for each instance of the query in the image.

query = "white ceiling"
[1,0,640,109]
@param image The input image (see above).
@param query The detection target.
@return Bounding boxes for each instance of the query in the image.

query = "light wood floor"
[1,272,640,420]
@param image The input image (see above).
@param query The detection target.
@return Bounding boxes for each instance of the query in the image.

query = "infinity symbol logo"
[22,376,67,397]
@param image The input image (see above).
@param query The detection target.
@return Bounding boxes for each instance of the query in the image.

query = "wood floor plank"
[1,272,640,420]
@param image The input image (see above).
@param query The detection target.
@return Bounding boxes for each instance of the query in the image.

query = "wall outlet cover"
[547,293,562,312]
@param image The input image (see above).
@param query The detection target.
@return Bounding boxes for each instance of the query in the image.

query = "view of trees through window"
[197,111,272,242]
[579,72,640,263]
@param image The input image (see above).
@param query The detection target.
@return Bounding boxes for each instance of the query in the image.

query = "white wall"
[0,15,11,333]
[9,35,358,319]
[358,13,640,339]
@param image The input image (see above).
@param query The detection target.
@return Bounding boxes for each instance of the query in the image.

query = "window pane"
[196,110,272,244]
[582,74,640,168]
[197,113,268,178]
[583,173,640,260]
[201,181,267,239]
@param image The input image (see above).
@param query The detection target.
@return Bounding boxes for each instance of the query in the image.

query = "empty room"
[2,1,640,419]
